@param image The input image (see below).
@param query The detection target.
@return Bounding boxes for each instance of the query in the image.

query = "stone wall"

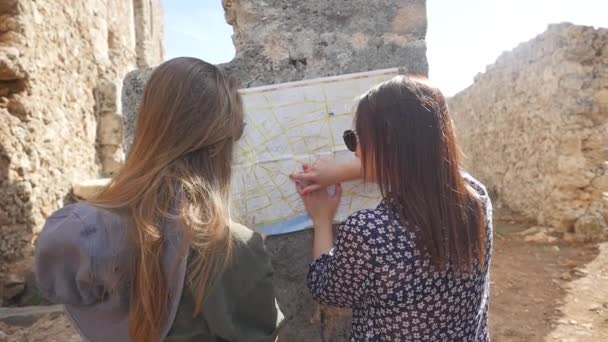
[220,0,427,87]
[449,23,608,240]
[0,0,164,288]
[122,1,428,340]
[133,0,164,68]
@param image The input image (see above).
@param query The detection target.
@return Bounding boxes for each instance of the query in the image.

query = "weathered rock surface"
[0,1,163,274]
[220,0,428,87]
[122,0,429,153]
[1,274,25,303]
[71,178,111,200]
[121,1,428,340]
[449,23,608,240]
[0,306,80,341]
[0,305,63,326]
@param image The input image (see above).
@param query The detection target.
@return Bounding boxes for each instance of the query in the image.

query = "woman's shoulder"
[339,205,395,243]
[229,222,265,250]
[461,171,490,198]
[227,222,272,271]
[229,221,258,240]
[461,172,493,228]
[345,199,399,226]
[45,202,124,224]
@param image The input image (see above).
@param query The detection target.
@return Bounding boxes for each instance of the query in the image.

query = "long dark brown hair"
[355,75,486,272]
[90,57,244,341]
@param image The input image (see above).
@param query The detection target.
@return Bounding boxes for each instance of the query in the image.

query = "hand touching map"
[232,68,400,235]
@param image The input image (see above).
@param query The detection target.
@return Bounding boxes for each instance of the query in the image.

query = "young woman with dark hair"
[292,75,493,341]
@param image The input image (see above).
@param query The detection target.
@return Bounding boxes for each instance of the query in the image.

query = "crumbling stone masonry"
[449,23,608,240]
[0,0,163,289]
[122,1,428,340]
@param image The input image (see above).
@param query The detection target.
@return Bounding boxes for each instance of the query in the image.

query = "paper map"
[232,68,400,236]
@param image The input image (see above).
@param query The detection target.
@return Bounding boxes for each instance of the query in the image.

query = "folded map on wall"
[233,68,400,236]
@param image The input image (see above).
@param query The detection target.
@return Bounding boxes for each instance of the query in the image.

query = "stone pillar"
[122,1,428,340]
[95,78,125,176]
[133,0,165,68]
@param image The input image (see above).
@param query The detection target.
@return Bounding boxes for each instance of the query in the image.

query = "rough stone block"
[97,112,123,145]
[0,14,19,33]
[574,213,608,241]
[0,0,18,16]
[71,178,110,200]
[99,145,124,176]
[90,14,109,65]
[0,305,63,326]
[1,273,25,302]
[94,78,122,114]
[122,68,154,154]
[133,0,164,68]
[0,47,25,81]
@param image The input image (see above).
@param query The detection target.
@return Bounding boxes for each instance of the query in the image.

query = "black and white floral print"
[308,175,493,341]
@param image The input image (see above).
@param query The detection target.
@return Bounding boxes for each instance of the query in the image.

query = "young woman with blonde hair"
[35,57,283,342]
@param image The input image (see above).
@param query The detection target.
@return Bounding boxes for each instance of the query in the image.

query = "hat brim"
[64,302,130,342]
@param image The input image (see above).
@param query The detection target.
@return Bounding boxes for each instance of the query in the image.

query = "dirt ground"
[1,221,607,342]
[490,221,607,341]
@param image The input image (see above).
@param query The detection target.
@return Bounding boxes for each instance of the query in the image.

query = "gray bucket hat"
[35,203,188,342]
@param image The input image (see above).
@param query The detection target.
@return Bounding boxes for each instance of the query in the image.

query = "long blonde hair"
[90,57,244,341]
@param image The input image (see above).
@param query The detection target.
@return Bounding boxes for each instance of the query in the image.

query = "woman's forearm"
[341,159,362,182]
[312,220,334,259]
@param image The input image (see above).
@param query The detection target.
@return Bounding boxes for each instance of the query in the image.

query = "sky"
[164,0,607,96]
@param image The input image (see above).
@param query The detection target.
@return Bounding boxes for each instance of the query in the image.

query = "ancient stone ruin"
[0,0,164,301]
[1,0,607,341]
[122,1,428,340]
[449,23,608,241]
[123,0,429,150]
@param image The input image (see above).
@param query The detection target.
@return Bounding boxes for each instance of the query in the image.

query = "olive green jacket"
[166,224,284,341]
[35,203,283,342]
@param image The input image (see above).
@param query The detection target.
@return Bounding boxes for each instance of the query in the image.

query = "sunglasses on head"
[343,130,358,152]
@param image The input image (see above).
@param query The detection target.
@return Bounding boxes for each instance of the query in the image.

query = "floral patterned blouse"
[308,175,493,341]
